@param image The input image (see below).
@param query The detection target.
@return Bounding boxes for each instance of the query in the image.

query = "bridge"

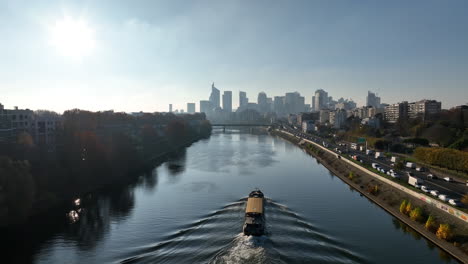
[211,123,272,132]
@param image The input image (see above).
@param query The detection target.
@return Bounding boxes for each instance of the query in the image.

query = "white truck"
[406,162,416,169]
[359,146,365,151]
[408,174,423,188]
[374,152,383,159]
[390,156,397,163]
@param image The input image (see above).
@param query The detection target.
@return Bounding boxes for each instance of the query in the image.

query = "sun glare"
[50,17,95,60]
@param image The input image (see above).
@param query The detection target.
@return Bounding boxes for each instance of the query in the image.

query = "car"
[416,167,426,172]
[427,174,438,180]
[381,169,387,174]
[449,199,462,207]
[430,190,439,197]
[421,186,430,193]
[443,177,453,182]
[386,171,392,176]
[438,194,449,202]
[391,173,401,179]
[414,183,422,189]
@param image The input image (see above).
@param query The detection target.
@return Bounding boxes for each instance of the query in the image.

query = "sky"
[1,0,467,113]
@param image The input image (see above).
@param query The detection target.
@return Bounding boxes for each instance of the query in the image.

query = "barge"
[243,189,265,236]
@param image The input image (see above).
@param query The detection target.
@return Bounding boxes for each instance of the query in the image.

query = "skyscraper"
[274,96,285,115]
[239,91,248,108]
[209,82,220,109]
[222,91,232,112]
[169,104,173,113]
[257,92,268,113]
[187,103,196,113]
[314,89,328,111]
[366,91,381,108]
[199,100,212,114]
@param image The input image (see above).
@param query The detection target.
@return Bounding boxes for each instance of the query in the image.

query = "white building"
[319,109,330,124]
[302,120,316,133]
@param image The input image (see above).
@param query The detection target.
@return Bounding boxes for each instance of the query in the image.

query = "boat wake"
[119,198,369,264]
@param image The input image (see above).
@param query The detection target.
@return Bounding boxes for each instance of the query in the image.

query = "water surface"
[6,131,458,263]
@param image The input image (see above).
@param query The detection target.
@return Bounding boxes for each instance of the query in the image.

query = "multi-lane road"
[281,126,467,207]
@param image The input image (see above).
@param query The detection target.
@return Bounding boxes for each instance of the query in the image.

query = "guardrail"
[280,130,468,223]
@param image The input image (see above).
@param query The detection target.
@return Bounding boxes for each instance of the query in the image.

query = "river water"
[5,131,459,263]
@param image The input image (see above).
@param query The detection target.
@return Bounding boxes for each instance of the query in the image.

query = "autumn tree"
[436,224,453,241]
[425,215,437,232]
[400,200,407,214]
[409,207,424,222]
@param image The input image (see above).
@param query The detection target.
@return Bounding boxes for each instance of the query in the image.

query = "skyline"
[1,0,468,112]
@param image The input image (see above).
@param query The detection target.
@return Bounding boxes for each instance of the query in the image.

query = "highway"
[280,125,467,207]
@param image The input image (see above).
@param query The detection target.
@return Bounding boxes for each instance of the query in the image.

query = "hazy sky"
[1,0,467,113]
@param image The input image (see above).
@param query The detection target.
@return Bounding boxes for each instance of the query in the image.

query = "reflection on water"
[1,131,460,264]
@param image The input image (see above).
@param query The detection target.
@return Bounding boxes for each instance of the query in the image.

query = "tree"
[405,201,412,215]
[436,224,453,241]
[374,140,390,151]
[410,207,424,222]
[425,215,437,232]
[400,200,407,214]
[0,157,35,224]
[395,161,405,170]
[461,194,468,206]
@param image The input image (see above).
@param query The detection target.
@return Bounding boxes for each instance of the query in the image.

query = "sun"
[50,17,95,60]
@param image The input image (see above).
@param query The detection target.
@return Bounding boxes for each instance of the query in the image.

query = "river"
[5,130,459,263]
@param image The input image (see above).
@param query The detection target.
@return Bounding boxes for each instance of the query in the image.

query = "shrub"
[409,207,424,222]
[400,200,407,214]
[425,215,437,232]
[413,147,468,173]
[436,224,453,241]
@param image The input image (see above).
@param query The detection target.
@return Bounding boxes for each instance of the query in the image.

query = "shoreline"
[271,130,468,263]
[1,134,209,229]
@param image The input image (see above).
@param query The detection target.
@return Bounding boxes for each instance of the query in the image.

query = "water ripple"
[118,198,369,264]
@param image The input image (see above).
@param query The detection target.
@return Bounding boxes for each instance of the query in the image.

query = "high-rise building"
[284,92,305,114]
[169,104,173,113]
[311,96,315,111]
[408,100,441,120]
[257,92,268,113]
[384,101,409,123]
[209,82,220,109]
[187,103,196,113]
[200,100,212,114]
[222,91,232,112]
[239,91,248,108]
[314,89,328,111]
[273,96,284,115]
[366,91,381,108]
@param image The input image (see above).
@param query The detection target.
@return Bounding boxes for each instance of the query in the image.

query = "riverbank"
[0,133,210,229]
[271,130,468,263]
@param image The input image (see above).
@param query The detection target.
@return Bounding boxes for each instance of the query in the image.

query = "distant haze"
[1,0,467,112]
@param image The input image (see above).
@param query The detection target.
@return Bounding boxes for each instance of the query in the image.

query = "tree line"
[0,110,212,226]
[413,147,468,173]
